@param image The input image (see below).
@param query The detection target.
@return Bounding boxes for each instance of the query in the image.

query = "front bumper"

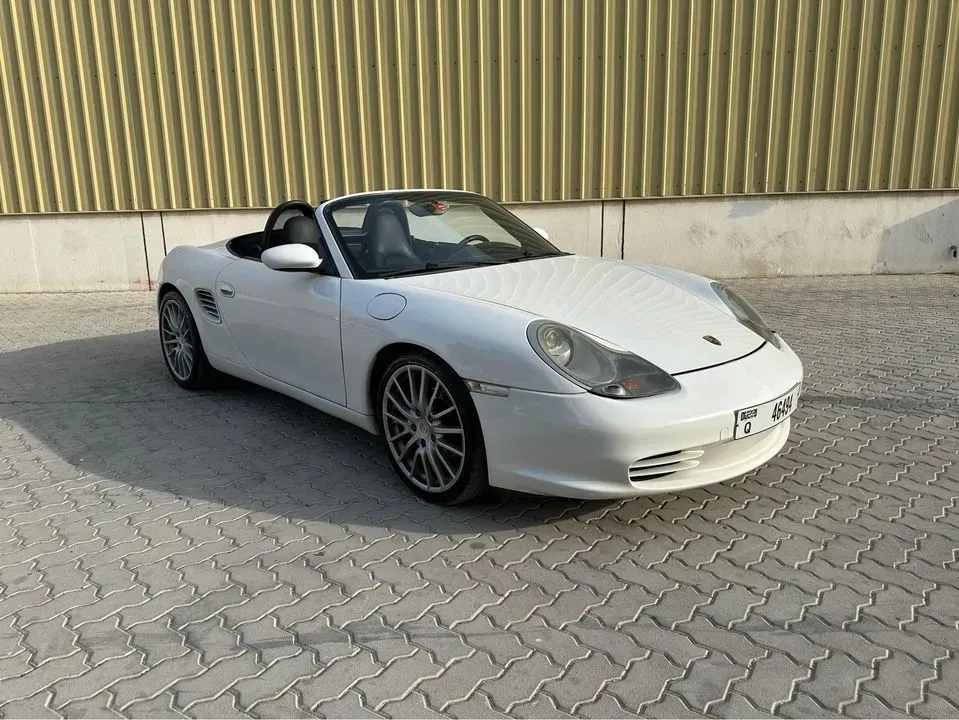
[471,340,803,499]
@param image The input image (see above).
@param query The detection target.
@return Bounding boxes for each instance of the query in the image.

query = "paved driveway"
[0,275,957,719]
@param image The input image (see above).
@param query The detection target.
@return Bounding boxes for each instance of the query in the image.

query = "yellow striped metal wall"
[1,0,958,214]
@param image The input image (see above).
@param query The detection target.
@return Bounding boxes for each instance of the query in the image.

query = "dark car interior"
[226,200,323,262]
[226,199,468,274]
[339,200,453,271]
[225,195,558,279]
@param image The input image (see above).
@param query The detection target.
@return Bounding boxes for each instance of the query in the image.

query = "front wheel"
[377,354,488,504]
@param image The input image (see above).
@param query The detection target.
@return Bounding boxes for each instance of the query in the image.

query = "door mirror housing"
[534,227,550,241]
[261,243,322,271]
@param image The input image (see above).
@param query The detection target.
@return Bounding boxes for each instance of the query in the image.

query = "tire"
[376,353,488,504]
[158,290,220,390]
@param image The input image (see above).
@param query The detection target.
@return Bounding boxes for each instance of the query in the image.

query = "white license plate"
[733,383,801,440]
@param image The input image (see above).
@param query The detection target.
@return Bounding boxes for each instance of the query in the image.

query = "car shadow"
[0,330,688,536]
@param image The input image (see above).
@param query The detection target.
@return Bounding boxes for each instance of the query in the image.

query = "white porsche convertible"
[157,190,802,504]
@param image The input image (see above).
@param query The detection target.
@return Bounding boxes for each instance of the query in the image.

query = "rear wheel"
[159,290,219,390]
[377,354,488,504]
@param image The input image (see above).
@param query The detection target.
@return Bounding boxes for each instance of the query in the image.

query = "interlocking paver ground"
[1,274,957,718]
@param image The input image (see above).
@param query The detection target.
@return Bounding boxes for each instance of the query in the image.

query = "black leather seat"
[362,201,420,269]
[282,215,322,252]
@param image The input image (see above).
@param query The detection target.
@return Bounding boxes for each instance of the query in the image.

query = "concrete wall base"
[2,191,957,292]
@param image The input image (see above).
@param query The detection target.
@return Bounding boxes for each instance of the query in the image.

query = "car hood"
[392,255,764,375]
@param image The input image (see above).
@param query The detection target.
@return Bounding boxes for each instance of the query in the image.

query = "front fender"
[340,282,583,415]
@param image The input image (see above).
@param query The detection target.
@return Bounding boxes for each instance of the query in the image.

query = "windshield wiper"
[503,250,571,263]
[378,259,503,278]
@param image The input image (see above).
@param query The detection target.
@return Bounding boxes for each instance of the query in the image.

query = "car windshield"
[323,191,568,278]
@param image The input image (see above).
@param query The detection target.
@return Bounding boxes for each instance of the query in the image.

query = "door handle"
[217,282,235,298]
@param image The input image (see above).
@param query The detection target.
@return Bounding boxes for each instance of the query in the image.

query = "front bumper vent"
[628,448,703,481]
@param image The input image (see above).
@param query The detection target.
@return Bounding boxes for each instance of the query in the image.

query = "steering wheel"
[263,200,316,251]
[449,234,490,254]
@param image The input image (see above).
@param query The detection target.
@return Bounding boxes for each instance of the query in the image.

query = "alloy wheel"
[381,364,466,493]
[160,298,195,382]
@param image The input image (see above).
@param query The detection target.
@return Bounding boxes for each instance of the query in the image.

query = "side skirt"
[207,354,379,435]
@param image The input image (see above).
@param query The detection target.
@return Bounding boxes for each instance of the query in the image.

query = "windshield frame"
[320,189,565,280]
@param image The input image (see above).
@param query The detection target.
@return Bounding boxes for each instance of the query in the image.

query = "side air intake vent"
[194,289,221,323]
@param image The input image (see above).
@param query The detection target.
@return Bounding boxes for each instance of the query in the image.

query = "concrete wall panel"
[0,214,148,292]
[2,192,958,292]
[623,193,959,278]
[160,211,264,252]
[508,202,603,257]
[0,216,40,292]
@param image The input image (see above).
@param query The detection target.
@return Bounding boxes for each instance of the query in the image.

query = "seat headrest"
[362,200,411,239]
[285,215,322,248]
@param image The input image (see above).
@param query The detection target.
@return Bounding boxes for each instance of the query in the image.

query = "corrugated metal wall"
[1,0,958,214]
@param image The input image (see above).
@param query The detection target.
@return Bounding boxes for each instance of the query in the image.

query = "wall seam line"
[619,200,626,259]
[160,211,167,255]
[29,217,41,292]
[140,211,152,290]
[600,200,605,257]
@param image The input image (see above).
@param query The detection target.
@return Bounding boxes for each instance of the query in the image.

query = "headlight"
[710,281,781,349]
[527,320,680,399]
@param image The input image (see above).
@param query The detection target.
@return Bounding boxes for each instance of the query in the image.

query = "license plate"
[733,383,801,440]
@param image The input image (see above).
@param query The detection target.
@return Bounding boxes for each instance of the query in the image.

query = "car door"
[214,259,346,406]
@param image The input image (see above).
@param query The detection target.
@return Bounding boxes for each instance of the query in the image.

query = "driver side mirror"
[534,227,550,241]
[261,243,322,271]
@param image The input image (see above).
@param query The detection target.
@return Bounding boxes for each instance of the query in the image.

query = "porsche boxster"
[156,190,802,504]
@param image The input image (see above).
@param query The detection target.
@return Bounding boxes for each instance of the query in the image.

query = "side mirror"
[534,227,550,241]
[261,243,322,271]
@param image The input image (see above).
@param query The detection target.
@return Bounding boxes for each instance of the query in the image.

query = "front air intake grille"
[194,289,221,323]
[628,448,704,482]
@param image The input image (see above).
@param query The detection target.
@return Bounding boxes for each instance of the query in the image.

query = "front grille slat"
[628,448,703,482]
[628,459,701,480]
[629,449,703,469]
[194,289,221,323]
